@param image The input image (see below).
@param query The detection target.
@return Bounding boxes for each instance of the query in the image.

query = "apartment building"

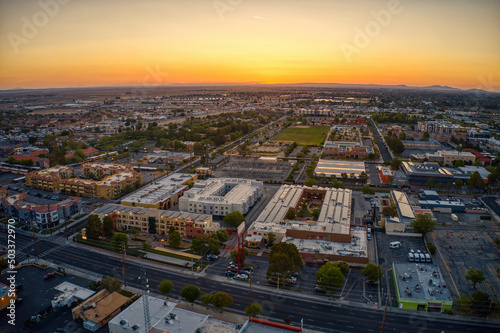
[25,166,75,191]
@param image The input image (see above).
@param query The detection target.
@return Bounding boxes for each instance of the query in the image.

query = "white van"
[389,241,401,249]
[408,253,414,262]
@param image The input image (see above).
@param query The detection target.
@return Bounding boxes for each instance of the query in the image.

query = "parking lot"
[0,265,97,333]
[430,223,500,300]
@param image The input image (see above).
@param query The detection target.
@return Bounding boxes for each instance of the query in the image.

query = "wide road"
[369,117,392,163]
[3,232,497,333]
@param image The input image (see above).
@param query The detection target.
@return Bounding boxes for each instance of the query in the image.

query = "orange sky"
[1,0,499,91]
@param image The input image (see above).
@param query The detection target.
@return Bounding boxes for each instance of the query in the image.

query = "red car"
[43,272,56,280]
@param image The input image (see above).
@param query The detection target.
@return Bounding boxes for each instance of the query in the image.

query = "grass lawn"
[273,126,329,146]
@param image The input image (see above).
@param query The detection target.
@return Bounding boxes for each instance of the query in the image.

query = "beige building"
[25,166,74,191]
[26,163,142,199]
[93,203,220,238]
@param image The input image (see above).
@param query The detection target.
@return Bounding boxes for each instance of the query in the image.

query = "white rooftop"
[54,282,95,301]
[181,178,263,205]
[121,173,194,205]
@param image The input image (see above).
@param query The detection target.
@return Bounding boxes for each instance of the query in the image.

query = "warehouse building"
[179,178,263,216]
[401,162,454,184]
[393,262,452,312]
[314,160,366,179]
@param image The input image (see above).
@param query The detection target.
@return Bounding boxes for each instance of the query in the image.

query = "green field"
[273,126,329,146]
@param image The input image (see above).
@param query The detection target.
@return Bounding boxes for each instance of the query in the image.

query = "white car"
[237,273,249,280]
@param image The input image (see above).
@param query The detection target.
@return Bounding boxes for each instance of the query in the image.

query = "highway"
[3,231,498,333]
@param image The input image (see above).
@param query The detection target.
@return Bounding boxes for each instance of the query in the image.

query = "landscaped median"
[75,236,205,269]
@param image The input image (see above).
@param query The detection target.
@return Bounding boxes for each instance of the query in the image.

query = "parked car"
[240,266,254,274]
[43,272,56,280]
[236,273,249,280]
[225,271,236,277]
[314,285,327,294]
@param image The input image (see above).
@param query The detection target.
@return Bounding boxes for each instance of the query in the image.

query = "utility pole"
[140,266,152,333]
[121,243,127,287]
[276,272,281,291]
[380,290,390,333]
[248,274,252,313]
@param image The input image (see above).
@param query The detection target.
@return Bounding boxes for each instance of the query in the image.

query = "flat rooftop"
[283,226,368,258]
[249,185,352,236]
[121,173,194,205]
[93,203,212,223]
[393,262,452,302]
[54,282,95,301]
[314,160,366,178]
[181,178,263,204]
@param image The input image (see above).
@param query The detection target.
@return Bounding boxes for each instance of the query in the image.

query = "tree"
[286,208,296,220]
[86,214,103,238]
[0,258,8,270]
[381,205,398,217]
[191,237,207,254]
[410,214,437,237]
[245,302,263,317]
[230,247,250,263]
[102,215,113,236]
[267,232,276,248]
[456,294,472,314]
[422,131,430,141]
[390,158,402,170]
[426,178,435,189]
[158,279,173,296]
[471,291,492,316]
[465,269,486,289]
[468,171,485,191]
[208,237,220,254]
[223,211,246,228]
[331,261,350,276]
[267,243,304,278]
[181,284,201,303]
[361,263,383,282]
[210,292,233,310]
[111,232,129,250]
[305,178,318,186]
[169,230,182,248]
[454,179,464,193]
[212,229,229,243]
[201,294,212,307]
[361,185,375,195]
[330,179,344,189]
[315,263,346,291]
[101,276,122,292]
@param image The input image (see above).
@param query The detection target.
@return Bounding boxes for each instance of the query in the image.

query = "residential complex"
[179,178,263,216]
[25,163,142,199]
[1,192,82,228]
[93,203,219,238]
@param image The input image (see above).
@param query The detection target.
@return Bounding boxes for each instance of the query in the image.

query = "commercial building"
[381,190,415,233]
[418,190,441,201]
[179,178,263,216]
[457,166,491,184]
[1,192,82,228]
[93,203,219,238]
[417,200,465,213]
[393,262,452,312]
[314,160,366,179]
[379,167,392,183]
[72,289,130,332]
[0,282,16,311]
[413,150,476,166]
[417,121,467,135]
[26,163,142,199]
[121,173,196,209]
[108,295,241,333]
[247,185,368,264]
[52,282,95,309]
[323,141,373,159]
[402,139,445,153]
[401,162,454,184]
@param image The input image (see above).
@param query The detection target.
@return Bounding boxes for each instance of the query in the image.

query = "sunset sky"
[1,0,499,91]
